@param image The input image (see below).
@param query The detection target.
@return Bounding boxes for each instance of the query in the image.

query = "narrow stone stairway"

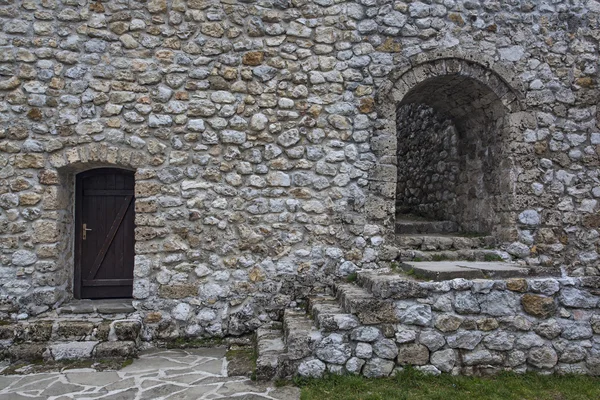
[254,267,593,380]
[393,213,530,280]
[395,213,507,262]
[255,272,459,379]
[253,217,542,380]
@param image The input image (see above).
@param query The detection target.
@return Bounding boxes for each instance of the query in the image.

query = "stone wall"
[296,275,600,378]
[0,0,599,340]
[396,103,459,223]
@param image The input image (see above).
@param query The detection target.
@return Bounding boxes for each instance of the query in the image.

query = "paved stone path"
[0,349,300,400]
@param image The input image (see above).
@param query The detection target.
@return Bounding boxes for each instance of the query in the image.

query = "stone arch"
[373,57,527,240]
[41,143,143,303]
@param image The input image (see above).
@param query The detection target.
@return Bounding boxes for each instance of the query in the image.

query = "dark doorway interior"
[75,168,135,299]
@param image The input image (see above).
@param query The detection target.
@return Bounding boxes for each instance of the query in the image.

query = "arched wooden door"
[75,168,135,299]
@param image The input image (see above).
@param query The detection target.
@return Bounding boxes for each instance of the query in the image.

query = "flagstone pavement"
[0,348,300,400]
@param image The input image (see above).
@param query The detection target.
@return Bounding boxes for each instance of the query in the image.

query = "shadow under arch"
[377,57,527,239]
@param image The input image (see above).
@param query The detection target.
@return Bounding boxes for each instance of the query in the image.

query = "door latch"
[82,223,92,240]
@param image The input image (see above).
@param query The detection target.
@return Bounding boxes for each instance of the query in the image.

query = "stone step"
[283,309,321,361]
[400,261,530,281]
[356,272,428,299]
[0,318,141,362]
[312,306,360,332]
[306,295,338,317]
[398,248,511,262]
[396,234,496,251]
[56,299,135,315]
[254,322,286,381]
[395,218,459,234]
[334,283,399,325]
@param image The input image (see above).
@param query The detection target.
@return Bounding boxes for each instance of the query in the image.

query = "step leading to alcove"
[400,261,530,281]
[395,218,459,234]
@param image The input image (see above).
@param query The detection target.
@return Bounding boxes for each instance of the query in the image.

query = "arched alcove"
[377,58,525,239]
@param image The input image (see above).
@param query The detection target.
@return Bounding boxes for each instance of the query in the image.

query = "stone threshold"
[56,298,135,315]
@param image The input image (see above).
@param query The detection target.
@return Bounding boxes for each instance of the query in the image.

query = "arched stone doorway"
[376,58,526,244]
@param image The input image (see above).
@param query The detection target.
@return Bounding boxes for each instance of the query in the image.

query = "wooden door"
[75,168,135,299]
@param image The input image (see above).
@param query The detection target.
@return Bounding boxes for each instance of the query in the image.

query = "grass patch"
[298,369,600,400]
[226,347,257,379]
[165,337,225,349]
[484,253,504,262]
[431,254,450,261]
[121,358,134,368]
[345,273,358,283]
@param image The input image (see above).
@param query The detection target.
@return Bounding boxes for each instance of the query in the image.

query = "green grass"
[298,369,600,400]
[484,253,504,262]
[431,254,450,261]
[165,337,225,349]
[345,272,358,283]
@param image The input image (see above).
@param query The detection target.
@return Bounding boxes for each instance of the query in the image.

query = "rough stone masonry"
[0,0,599,345]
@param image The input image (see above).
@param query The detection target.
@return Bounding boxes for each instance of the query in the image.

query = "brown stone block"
[14,154,45,169]
[32,220,61,243]
[135,182,161,197]
[9,344,46,361]
[113,320,141,341]
[94,341,137,358]
[159,284,198,299]
[506,278,528,292]
[583,214,600,229]
[397,343,429,366]
[521,294,556,319]
[27,321,53,341]
[19,192,42,206]
[242,51,264,66]
[56,321,95,338]
[144,312,162,323]
[0,325,17,340]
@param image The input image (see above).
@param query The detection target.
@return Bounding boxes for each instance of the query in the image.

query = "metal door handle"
[83,223,92,240]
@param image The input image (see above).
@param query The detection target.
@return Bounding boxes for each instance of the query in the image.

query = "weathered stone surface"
[50,342,98,360]
[345,357,366,375]
[372,338,398,360]
[158,284,198,299]
[527,347,558,369]
[399,305,432,326]
[94,341,136,358]
[350,327,380,342]
[483,331,515,351]
[396,343,429,365]
[0,0,599,369]
[298,359,326,378]
[522,294,556,319]
[315,334,352,364]
[362,357,395,378]
[430,349,456,372]
[559,288,598,309]
[419,330,445,351]
[447,331,483,350]
[434,314,463,332]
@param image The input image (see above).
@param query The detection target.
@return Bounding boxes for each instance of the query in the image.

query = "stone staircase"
[395,214,510,263]
[0,299,142,363]
[254,273,429,379]
[254,265,547,380]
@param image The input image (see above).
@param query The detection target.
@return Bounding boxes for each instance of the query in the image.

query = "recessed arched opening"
[390,60,522,238]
